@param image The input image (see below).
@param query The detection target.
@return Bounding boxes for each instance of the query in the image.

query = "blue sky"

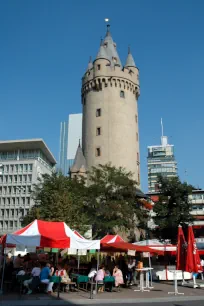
[0,0,204,192]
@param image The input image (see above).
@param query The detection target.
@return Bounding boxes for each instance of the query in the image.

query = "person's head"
[100,265,105,270]
[17,254,21,258]
[114,265,119,271]
[46,263,51,268]
[35,261,41,268]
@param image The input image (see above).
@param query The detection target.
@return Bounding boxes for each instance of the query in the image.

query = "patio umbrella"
[176,225,187,271]
[185,225,202,273]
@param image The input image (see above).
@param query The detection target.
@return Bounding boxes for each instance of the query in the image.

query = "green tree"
[85,164,149,239]
[22,172,89,233]
[153,175,194,243]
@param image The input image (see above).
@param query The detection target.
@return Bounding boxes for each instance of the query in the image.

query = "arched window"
[120,90,125,98]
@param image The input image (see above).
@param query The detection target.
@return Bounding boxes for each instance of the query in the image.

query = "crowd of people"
[0,251,145,295]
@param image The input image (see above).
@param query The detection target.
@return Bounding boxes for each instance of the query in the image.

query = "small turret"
[125,46,136,68]
[70,140,87,180]
[87,56,93,70]
[95,39,109,61]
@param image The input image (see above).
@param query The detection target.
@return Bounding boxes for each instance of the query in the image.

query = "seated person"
[55,264,71,283]
[95,265,105,292]
[24,262,41,294]
[40,262,54,294]
[113,265,124,288]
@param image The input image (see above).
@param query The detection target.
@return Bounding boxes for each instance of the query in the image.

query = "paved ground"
[0,282,204,305]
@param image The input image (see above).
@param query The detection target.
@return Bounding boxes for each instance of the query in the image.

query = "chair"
[17,274,31,298]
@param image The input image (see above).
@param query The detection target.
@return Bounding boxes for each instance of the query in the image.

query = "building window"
[23,175,27,183]
[96,108,101,117]
[27,197,30,205]
[12,198,15,205]
[22,197,25,205]
[29,164,33,172]
[96,147,101,157]
[19,164,23,172]
[15,165,18,172]
[28,175,32,183]
[16,198,19,205]
[14,221,17,228]
[7,198,10,205]
[14,175,17,183]
[96,127,101,136]
[120,90,125,98]
[24,164,28,172]
[10,165,14,172]
[97,64,101,70]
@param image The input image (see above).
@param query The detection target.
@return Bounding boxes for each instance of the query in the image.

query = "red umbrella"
[176,225,187,270]
[185,225,202,273]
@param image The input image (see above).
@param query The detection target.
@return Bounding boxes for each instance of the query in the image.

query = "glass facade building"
[0,139,56,234]
[59,114,82,175]
[147,136,178,193]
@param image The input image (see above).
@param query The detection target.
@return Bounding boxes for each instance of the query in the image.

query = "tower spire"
[87,56,93,70]
[125,46,136,68]
[161,118,164,138]
[106,24,111,37]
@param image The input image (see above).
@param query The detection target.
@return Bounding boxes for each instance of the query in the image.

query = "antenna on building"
[161,118,164,138]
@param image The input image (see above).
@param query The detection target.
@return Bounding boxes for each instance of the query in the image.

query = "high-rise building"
[67,114,82,170]
[147,126,178,193]
[0,139,56,234]
[59,114,82,175]
[78,25,140,184]
[59,121,68,175]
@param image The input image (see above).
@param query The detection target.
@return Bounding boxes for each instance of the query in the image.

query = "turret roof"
[125,46,136,68]
[87,56,93,70]
[70,141,87,173]
[95,25,122,67]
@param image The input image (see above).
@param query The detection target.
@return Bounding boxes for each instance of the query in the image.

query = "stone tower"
[81,25,140,184]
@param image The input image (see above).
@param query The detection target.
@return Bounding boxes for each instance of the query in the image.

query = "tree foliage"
[22,164,149,239]
[85,164,149,238]
[22,172,89,233]
[153,175,194,243]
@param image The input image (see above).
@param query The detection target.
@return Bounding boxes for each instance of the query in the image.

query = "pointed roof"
[103,25,122,67]
[125,46,136,68]
[95,25,122,67]
[87,56,93,70]
[70,141,87,173]
[96,39,109,61]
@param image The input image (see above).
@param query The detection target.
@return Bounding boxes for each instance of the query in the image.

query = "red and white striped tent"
[101,234,125,244]
[1,220,100,250]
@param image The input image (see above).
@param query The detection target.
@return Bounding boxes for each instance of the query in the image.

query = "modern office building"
[67,114,82,170]
[59,121,68,175]
[147,134,178,193]
[0,139,56,234]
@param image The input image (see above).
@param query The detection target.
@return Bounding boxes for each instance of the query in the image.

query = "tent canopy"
[101,235,124,244]
[101,241,164,255]
[3,220,100,250]
[133,239,176,252]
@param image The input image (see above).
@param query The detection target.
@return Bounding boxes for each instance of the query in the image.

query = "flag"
[185,225,202,273]
[176,225,187,271]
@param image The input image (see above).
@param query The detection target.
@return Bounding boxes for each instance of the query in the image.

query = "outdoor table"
[104,276,115,292]
[71,273,89,290]
[168,270,184,295]
[134,268,153,293]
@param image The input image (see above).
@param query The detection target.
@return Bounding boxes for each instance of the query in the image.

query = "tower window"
[97,64,101,71]
[137,152,139,162]
[120,90,125,98]
[96,147,101,157]
[135,115,138,123]
[96,127,101,136]
[96,108,101,117]
[136,133,138,141]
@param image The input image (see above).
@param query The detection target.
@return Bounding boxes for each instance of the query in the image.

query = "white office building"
[0,139,56,234]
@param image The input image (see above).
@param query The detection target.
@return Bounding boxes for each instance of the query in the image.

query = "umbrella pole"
[148,252,153,288]
[77,253,80,272]
[0,251,6,295]
[97,251,99,271]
